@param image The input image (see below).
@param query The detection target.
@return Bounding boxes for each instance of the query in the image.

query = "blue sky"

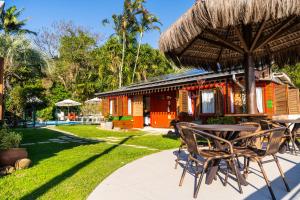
[6,0,194,48]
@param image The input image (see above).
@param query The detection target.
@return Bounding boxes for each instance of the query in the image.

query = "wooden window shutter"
[117,96,123,116]
[123,96,128,116]
[275,85,288,115]
[101,98,109,116]
[195,90,201,117]
[215,89,224,115]
[179,90,188,113]
[133,95,143,116]
[288,89,300,114]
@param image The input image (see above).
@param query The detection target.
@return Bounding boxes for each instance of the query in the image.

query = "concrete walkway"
[88,149,300,200]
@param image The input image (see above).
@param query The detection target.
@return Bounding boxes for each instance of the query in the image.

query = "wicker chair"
[174,122,191,169]
[178,124,243,198]
[175,122,212,169]
[232,127,290,200]
[261,120,297,154]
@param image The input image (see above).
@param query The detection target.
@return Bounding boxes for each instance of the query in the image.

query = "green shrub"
[37,106,54,121]
[120,116,133,121]
[207,117,235,125]
[0,126,22,150]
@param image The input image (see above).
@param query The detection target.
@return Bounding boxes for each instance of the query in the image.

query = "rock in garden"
[0,166,15,175]
[15,158,31,170]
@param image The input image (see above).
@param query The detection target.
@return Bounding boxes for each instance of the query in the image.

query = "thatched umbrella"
[159,0,300,114]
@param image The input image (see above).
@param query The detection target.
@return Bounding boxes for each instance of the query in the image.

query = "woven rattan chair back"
[181,127,200,155]
[177,122,194,145]
[265,128,285,156]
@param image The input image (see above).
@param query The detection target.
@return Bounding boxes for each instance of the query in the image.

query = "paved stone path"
[21,127,158,151]
[88,149,300,200]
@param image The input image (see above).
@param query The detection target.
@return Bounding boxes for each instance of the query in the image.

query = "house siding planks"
[101,97,109,117]
[275,84,288,115]
[288,89,300,114]
[179,90,189,113]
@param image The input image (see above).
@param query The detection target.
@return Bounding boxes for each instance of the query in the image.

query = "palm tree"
[102,0,138,88]
[0,5,36,121]
[0,6,36,35]
[131,1,161,83]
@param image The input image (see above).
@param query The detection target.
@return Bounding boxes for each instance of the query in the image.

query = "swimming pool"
[26,121,82,127]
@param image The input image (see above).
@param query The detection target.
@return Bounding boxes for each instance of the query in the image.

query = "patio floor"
[88,149,300,200]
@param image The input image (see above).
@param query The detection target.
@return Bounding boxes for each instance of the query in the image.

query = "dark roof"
[95,69,244,97]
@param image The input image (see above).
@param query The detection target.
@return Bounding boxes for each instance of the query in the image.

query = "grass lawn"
[57,125,180,150]
[0,126,179,200]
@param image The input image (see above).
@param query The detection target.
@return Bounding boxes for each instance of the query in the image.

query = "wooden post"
[244,53,257,114]
[242,24,257,114]
[0,58,3,121]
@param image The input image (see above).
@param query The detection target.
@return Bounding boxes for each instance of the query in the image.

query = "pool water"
[26,121,81,127]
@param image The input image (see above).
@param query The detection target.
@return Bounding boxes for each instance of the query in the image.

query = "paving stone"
[21,143,35,146]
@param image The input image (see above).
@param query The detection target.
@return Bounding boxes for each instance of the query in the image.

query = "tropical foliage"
[0,2,174,122]
[1,1,298,123]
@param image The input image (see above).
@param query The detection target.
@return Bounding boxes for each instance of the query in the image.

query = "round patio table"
[193,124,257,186]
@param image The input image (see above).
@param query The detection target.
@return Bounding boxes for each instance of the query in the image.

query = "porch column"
[244,53,257,114]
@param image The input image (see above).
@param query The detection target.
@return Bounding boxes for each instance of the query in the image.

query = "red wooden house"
[96,69,300,129]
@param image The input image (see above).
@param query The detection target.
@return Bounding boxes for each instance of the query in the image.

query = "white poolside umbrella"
[85,97,101,104]
[55,99,82,115]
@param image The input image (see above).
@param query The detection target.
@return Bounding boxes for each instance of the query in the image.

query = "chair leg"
[224,162,229,186]
[273,155,290,192]
[194,161,208,199]
[244,157,250,179]
[288,131,297,155]
[230,159,243,194]
[236,156,242,169]
[175,147,181,169]
[256,158,276,200]
[179,157,190,186]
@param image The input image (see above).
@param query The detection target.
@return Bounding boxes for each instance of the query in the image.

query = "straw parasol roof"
[55,99,82,107]
[159,0,300,70]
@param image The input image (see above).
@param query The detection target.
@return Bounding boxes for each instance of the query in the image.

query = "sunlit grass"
[0,126,179,200]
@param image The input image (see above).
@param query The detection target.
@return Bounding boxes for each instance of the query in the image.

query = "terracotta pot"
[0,148,28,167]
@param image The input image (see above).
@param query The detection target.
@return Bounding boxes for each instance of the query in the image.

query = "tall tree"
[132,0,161,83]
[0,6,36,35]
[102,0,139,88]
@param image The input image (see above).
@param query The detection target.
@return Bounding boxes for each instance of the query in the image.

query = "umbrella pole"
[245,53,257,114]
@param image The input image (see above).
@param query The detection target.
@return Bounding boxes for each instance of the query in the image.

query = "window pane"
[128,98,132,115]
[109,100,113,115]
[256,87,263,113]
[188,92,193,114]
[201,90,215,113]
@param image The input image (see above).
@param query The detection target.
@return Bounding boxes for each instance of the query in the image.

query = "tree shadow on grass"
[18,128,101,167]
[20,135,133,200]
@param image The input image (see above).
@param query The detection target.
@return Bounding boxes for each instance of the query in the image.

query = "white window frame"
[128,98,132,115]
[201,90,215,114]
[256,87,264,113]
[109,99,114,115]
[188,92,193,115]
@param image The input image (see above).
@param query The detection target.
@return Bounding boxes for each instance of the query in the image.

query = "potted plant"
[0,125,26,167]
[105,115,114,129]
